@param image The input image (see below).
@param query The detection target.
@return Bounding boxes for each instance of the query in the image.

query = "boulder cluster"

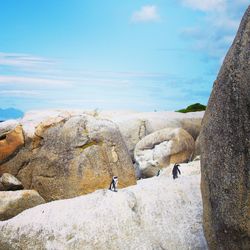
[0,109,204,249]
[0,110,203,219]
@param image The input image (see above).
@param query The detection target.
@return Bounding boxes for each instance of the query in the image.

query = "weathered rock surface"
[0,114,136,201]
[0,125,24,164]
[20,109,83,139]
[200,6,250,250]
[99,111,203,160]
[0,161,207,250]
[0,173,23,191]
[0,190,45,221]
[135,128,195,178]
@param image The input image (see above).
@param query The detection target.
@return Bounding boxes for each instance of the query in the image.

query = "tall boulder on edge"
[200,6,250,249]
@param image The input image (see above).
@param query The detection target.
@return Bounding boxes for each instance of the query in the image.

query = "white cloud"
[237,0,249,4]
[131,5,160,23]
[182,0,226,12]
[0,90,41,97]
[0,50,174,111]
[180,1,249,62]
[0,52,55,70]
[210,14,240,30]
[0,75,72,86]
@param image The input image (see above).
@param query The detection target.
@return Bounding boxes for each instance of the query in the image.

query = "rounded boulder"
[134,128,195,178]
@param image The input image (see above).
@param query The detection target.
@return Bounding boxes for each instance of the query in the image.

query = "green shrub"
[176,103,206,113]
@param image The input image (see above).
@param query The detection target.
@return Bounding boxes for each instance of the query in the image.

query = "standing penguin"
[109,176,118,192]
[172,163,181,179]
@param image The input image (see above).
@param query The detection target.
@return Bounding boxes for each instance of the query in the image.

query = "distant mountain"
[0,108,24,121]
[176,103,206,113]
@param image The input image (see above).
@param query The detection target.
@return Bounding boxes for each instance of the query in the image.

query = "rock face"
[134,128,195,178]
[0,114,136,201]
[0,161,207,250]
[0,173,23,191]
[0,190,45,221]
[200,6,250,250]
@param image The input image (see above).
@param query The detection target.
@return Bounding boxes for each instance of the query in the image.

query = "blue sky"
[0,0,248,111]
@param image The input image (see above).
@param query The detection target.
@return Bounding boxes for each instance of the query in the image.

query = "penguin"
[172,163,181,179]
[109,176,118,192]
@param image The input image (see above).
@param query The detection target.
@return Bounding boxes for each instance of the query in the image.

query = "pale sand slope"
[0,160,207,250]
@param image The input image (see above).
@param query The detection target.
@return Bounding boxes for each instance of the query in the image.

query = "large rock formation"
[200,6,250,249]
[0,161,207,250]
[0,113,136,201]
[134,128,194,178]
[0,109,202,201]
[0,190,45,220]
